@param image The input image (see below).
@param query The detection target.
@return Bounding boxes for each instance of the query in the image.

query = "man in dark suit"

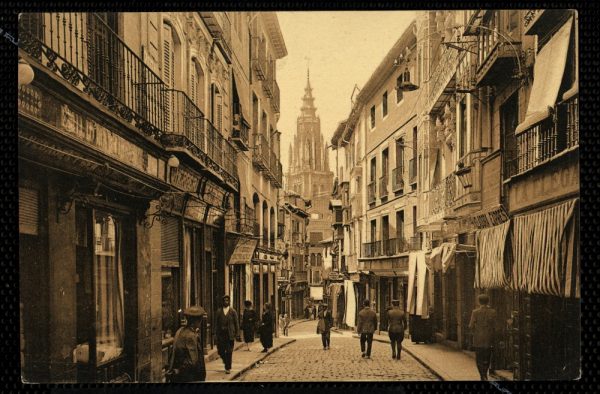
[169,306,206,382]
[469,294,497,381]
[216,295,240,374]
[387,299,407,360]
[356,299,378,359]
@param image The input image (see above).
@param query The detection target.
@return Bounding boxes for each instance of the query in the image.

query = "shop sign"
[228,237,259,265]
[184,198,207,222]
[509,161,579,213]
[170,167,200,193]
[61,104,165,180]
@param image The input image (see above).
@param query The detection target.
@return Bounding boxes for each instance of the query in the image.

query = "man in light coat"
[469,294,497,381]
[356,299,378,359]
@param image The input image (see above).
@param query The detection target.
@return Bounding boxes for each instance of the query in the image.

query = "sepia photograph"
[17,9,579,383]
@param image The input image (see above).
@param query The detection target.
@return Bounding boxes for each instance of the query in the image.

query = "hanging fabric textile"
[441,243,456,273]
[512,199,578,298]
[344,280,357,328]
[429,245,444,271]
[407,251,429,316]
[475,221,511,289]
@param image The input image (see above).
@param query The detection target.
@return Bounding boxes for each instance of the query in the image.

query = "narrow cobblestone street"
[235,320,439,381]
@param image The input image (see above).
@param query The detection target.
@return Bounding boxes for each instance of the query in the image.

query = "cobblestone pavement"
[236,320,439,381]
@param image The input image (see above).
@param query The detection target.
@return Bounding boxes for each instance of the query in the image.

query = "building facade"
[277,192,310,319]
[18,11,287,383]
[332,9,579,380]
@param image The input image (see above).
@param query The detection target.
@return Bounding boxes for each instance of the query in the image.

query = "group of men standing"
[168,295,276,382]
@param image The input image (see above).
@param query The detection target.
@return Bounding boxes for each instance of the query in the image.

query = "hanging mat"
[475,221,510,289]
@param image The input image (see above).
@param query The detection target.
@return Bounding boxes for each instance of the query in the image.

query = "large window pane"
[93,211,124,365]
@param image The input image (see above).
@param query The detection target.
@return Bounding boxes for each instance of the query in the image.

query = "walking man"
[317,304,333,350]
[387,299,407,360]
[169,306,206,382]
[215,295,240,374]
[283,313,290,336]
[357,299,378,359]
[469,294,497,381]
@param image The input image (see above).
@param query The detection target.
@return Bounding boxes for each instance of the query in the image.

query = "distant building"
[286,71,334,286]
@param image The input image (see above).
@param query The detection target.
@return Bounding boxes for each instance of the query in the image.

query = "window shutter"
[163,24,173,130]
[19,187,39,235]
[161,216,180,265]
[190,64,196,106]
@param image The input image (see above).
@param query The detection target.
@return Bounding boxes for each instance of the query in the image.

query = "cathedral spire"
[301,67,316,117]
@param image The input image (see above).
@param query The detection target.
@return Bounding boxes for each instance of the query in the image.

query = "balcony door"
[87,13,121,100]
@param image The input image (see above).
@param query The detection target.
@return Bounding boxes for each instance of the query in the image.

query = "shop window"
[74,209,125,369]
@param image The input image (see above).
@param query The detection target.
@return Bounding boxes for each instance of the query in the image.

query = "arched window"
[190,59,206,113]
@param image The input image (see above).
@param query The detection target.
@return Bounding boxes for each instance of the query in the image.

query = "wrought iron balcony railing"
[232,102,250,151]
[507,93,578,177]
[392,166,405,192]
[272,80,280,113]
[429,173,456,217]
[19,12,165,139]
[251,36,267,80]
[368,181,376,204]
[199,12,232,63]
[379,175,389,199]
[409,158,417,185]
[18,13,239,189]
[408,236,421,251]
[362,241,381,258]
[252,133,269,171]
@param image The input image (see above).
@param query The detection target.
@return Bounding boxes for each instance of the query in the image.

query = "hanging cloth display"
[441,243,456,273]
[344,280,357,328]
[407,251,429,317]
[475,220,510,289]
[512,199,579,298]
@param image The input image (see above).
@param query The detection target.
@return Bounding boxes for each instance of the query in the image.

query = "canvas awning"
[427,242,456,273]
[511,199,579,298]
[515,17,573,135]
[227,237,258,265]
[475,221,510,289]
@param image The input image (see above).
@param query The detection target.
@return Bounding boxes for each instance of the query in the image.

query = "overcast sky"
[276,11,416,174]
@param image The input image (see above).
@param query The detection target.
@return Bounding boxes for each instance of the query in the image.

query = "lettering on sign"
[170,167,200,193]
[184,198,207,222]
[228,238,259,265]
[53,102,164,180]
[509,162,579,212]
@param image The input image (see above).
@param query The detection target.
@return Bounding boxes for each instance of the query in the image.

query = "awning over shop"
[512,199,579,298]
[344,279,357,328]
[370,270,409,277]
[428,242,456,273]
[310,285,323,301]
[515,17,573,135]
[475,221,510,289]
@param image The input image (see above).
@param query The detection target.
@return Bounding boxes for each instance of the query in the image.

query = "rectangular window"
[412,206,417,235]
[459,98,467,158]
[370,105,376,129]
[382,91,388,117]
[396,76,403,103]
[382,148,389,177]
[370,219,377,242]
[396,211,404,240]
[382,216,389,241]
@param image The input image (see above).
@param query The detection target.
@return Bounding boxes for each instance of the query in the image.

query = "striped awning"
[511,199,579,298]
[475,221,510,289]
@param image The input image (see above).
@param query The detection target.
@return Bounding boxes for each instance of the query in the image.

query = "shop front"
[252,247,281,326]
[18,81,170,382]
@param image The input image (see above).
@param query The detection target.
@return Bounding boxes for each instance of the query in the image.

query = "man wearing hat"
[387,299,407,360]
[357,299,378,359]
[169,306,206,382]
[317,303,333,350]
[215,295,240,374]
[469,294,497,381]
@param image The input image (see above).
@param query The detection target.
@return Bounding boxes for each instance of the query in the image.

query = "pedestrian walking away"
[284,313,290,336]
[241,300,257,351]
[387,299,407,360]
[259,303,274,352]
[317,304,334,350]
[357,299,378,359]
[167,306,206,382]
[312,304,317,320]
[469,294,497,381]
[215,295,240,374]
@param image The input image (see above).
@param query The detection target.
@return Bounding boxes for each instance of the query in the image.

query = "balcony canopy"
[515,17,573,135]
[329,199,343,209]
